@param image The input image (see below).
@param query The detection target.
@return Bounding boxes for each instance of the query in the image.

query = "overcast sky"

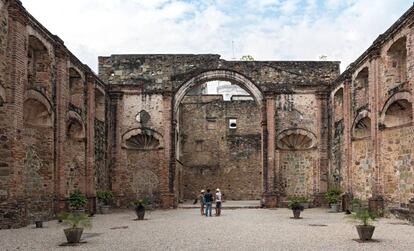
[21,0,412,73]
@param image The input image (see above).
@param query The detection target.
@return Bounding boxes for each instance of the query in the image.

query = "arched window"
[95,89,105,121]
[353,67,369,110]
[387,37,407,84]
[333,87,344,121]
[27,36,49,86]
[69,68,83,108]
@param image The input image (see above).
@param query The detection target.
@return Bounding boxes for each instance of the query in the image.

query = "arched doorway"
[171,70,268,204]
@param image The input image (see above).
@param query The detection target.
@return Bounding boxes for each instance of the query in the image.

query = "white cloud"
[20,0,413,72]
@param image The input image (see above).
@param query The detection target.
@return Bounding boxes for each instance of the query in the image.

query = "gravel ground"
[1,208,413,251]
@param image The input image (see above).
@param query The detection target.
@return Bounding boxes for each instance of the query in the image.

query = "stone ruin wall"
[99,54,339,206]
[178,95,262,200]
[0,1,109,229]
[330,7,414,208]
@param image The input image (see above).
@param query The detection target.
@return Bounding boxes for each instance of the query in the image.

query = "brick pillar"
[263,94,278,208]
[53,46,69,212]
[369,50,383,198]
[343,77,352,192]
[85,75,96,213]
[108,92,124,206]
[316,92,329,194]
[160,92,177,209]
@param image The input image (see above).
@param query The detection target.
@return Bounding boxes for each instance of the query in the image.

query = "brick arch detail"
[379,91,412,124]
[173,70,264,112]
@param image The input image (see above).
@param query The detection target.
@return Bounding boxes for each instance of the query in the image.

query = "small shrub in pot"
[347,204,377,241]
[97,191,113,214]
[62,212,92,244]
[325,188,342,212]
[69,190,87,214]
[288,197,305,219]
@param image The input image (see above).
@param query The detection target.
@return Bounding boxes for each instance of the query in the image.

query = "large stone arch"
[173,70,264,112]
[169,69,270,206]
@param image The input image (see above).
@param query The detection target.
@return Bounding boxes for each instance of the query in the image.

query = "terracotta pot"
[64,228,84,243]
[135,205,145,220]
[292,209,301,219]
[356,225,375,241]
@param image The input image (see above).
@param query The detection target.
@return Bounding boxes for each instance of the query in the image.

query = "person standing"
[198,190,205,216]
[204,189,213,217]
[215,188,222,216]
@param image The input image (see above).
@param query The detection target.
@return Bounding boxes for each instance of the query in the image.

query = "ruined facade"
[0,0,108,229]
[1,0,414,229]
[330,7,414,209]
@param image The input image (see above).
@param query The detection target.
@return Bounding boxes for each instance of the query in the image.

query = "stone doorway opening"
[172,71,266,202]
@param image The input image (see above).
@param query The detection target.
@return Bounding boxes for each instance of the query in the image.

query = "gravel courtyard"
[1,208,413,251]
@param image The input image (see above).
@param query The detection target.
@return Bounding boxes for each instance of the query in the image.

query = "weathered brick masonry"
[331,6,414,211]
[1,0,414,229]
[99,54,339,207]
[0,0,108,229]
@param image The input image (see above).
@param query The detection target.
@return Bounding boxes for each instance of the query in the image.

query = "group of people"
[198,188,222,217]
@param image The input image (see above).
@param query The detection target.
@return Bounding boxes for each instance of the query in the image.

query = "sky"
[21,0,413,73]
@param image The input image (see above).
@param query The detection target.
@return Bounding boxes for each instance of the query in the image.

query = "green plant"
[69,190,87,210]
[97,191,113,205]
[325,188,342,204]
[288,197,305,211]
[347,207,376,226]
[62,213,92,229]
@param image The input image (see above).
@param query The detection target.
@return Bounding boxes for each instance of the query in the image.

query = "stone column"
[160,92,177,209]
[53,46,69,213]
[343,77,352,192]
[368,50,385,215]
[108,92,124,206]
[262,94,278,208]
[85,75,96,213]
[369,50,383,197]
[316,92,329,194]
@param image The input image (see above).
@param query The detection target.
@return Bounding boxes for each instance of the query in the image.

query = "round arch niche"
[380,91,412,128]
[173,70,264,113]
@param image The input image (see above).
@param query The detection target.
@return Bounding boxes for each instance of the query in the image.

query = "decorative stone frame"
[380,91,412,129]
[23,89,53,127]
[67,111,85,140]
[351,109,371,140]
[276,128,317,150]
[122,127,164,150]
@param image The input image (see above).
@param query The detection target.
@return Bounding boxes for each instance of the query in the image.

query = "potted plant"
[96,191,113,214]
[288,197,305,219]
[133,198,150,220]
[62,212,92,244]
[325,188,342,212]
[298,196,310,209]
[69,190,87,214]
[347,206,377,241]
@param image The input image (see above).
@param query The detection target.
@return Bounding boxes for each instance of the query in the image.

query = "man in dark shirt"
[204,189,213,217]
